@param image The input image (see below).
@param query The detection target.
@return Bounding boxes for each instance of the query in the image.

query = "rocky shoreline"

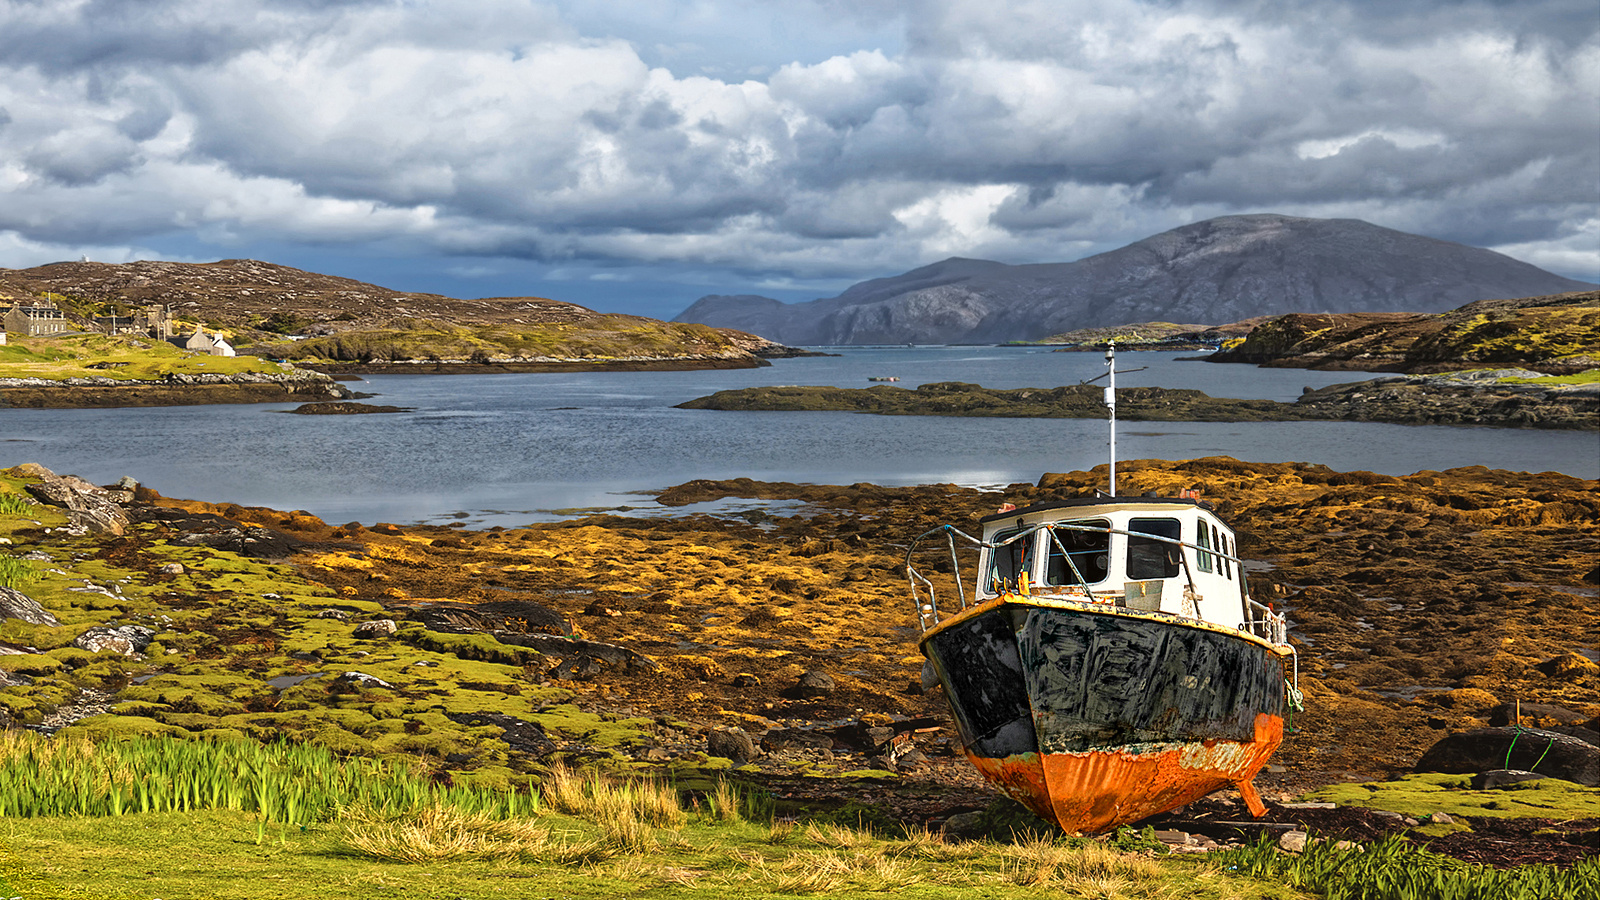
[298,353,771,376]
[0,458,1594,861]
[677,373,1600,430]
[0,369,356,409]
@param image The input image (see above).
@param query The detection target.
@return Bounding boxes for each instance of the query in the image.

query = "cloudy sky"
[1,0,1595,318]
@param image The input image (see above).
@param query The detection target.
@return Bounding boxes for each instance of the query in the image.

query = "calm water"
[3,348,1594,527]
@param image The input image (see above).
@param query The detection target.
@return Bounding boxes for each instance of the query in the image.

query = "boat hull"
[921,599,1287,833]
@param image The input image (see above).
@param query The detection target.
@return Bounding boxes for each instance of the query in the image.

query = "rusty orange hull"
[921,599,1290,833]
[965,713,1283,833]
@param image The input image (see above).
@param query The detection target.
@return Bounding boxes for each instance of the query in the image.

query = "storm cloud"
[0,0,1593,314]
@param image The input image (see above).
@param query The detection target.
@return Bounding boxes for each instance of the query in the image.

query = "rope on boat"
[1283,678,1304,732]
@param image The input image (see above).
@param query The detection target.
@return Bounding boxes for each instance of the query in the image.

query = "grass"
[0,333,289,381]
[1302,773,1600,824]
[0,555,40,589]
[0,730,1590,899]
[0,730,1312,900]
[1214,833,1600,900]
[262,318,746,364]
[1500,369,1600,385]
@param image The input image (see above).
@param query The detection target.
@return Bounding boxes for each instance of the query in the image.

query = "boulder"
[336,671,393,689]
[1416,727,1599,786]
[0,586,61,626]
[707,728,760,764]
[1471,769,1547,789]
[157,563,185,575]
[74,624,156,656]
[1487,703,1590,728]
[1278,831,1310,853]
[443,711,556,758]
[23,473,129,536]
[784,670,836,699]
[1535,653,1600,679]
[494,632,656,674]
[353,619,397,639]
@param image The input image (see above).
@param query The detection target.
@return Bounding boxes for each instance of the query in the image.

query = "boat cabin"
[975,496,1249,632]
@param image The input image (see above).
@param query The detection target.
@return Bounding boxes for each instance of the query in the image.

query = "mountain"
[673,215,1595,344]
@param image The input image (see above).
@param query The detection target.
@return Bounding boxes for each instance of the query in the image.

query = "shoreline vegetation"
[0,459,1595,896]
[676,373,1600,430]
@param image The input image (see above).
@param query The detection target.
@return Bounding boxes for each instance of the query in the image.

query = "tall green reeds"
[0,556,40,589]
[0,493,33,517]
[0,731,538,830]
[1214,833,1600,900]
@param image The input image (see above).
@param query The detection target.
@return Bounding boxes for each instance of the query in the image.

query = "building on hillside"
[3,300,71,336]
[170,325,236,357]
[95,304,173,339]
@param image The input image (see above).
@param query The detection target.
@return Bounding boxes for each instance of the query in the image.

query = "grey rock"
[494,632,656,673]
[337,671,393,689]
[707,728,760,764]
[353,619,397,639]
[0,586,61,626]
[1278,831,1309,853]
[1418,727,1599,786]
[1430,812,1455,825]
[157,563,184,575]
[1472,769,1547,789]
[316,608,350,620]
[74,624,156,656]
[786,670,835,699]
[24,476,129,536]
[940,810,987,839]
[676,215,1593,344]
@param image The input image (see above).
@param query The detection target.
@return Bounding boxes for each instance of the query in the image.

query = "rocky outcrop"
[1209,290,1600,373]
[0,586,60,626]
[16,466,131,535]
[1294,371,1600,430]
[1416,727,1599,786]
[286,402,408,414]
[676,376,1600,429]
[74,624,157,656]
[0,369,354,409]
[676,215,1593,344]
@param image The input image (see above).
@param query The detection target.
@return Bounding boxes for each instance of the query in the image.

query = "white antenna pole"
[1104,342,1116,497]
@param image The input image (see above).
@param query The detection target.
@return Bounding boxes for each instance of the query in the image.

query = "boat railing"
[907,520,1290,652]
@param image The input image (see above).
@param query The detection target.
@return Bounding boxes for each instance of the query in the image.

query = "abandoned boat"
[904,344,1299,834]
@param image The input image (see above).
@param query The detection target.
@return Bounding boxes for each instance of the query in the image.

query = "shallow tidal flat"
[1,458,1595,818]
[677,377,1600,429]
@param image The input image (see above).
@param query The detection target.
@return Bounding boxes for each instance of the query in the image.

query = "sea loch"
[3,347,1594,527]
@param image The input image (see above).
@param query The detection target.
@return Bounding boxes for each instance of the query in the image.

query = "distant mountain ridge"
[674,215,1595,344]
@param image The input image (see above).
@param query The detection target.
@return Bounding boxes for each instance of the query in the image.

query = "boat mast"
[1104,342,1116,497]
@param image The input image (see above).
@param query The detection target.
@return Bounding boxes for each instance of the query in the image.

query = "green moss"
[1304,773,1600,820]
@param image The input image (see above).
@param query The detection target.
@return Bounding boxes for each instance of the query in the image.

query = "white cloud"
[0,0,1594,294]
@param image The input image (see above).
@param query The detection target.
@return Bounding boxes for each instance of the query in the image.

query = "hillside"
[1208,289,1600,373]
[0,259,784,370]
[674,215,1594,344]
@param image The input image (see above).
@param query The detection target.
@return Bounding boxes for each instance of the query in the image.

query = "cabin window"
[1127,518,1182,580]
[1213,525,1231,579]
[1195,522,1214,573]
[986,528,1030,593]
[1044,519,1110,586]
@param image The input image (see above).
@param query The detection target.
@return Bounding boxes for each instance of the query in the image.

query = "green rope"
[1529,735,1556,773]
[1504,725,1523,770]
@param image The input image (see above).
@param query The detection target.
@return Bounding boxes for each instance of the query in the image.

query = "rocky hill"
[1209,289,1600,373]
[674,215,1594,344]
[0,258,787,371]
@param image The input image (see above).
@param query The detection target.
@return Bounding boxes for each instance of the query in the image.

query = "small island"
[677,375,1599,430]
